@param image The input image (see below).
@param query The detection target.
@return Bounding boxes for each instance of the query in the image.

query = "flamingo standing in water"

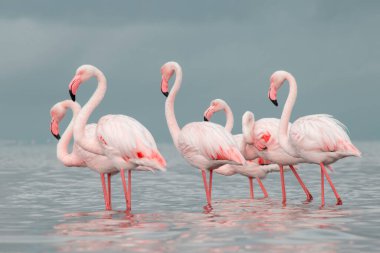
[160,61,246,205]
[204,98,275,198]
[205,99,312,204]
[69,65,167,211]
[50,100,118,210]
[268,70,361,205]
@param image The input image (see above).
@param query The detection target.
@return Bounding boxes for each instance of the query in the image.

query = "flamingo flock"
[50,62,361,211]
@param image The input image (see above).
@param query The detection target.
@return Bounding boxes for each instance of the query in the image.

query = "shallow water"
[0,141,379,252]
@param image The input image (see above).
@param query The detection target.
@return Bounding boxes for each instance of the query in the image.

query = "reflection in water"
[2,142,378,253]
[54,199,351,253]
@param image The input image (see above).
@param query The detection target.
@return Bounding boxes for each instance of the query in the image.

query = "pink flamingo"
[203,99,272,198]
[204,99,312,204]
[268,70,361,205]
[68,65,166,211]
[160,61,246,205]
[50,100,118,210]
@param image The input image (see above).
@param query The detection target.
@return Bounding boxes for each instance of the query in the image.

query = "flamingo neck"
[57,101,83,166]
[242,116,255,145]
[223,105,234,132]
[73,69,106,155]
[165,63,182,147]
[279,73,298,156]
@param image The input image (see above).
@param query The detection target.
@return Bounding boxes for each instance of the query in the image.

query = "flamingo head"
[49,102,66,140]
[160,62,178,97]
[69,65,97,101]
[242,111,255,145]
[50,100,81,140]
[268,70,291,107]
[203,99,227,121]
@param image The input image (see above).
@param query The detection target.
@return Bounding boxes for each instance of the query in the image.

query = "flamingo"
[160,61,246,206]
[268,70,361,205]
[50,100,119,210]
[68,65,167,211]
[203,98,272,198]
[204,99,312,204]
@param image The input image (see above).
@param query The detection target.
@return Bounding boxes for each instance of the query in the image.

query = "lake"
[0,141,379,252]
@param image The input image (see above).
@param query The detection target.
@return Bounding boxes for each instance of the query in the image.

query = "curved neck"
[222,104,234,132]
[165,64,182,147]
[279,73,298,155]
[57,101,84,166]
[73,69,106,155]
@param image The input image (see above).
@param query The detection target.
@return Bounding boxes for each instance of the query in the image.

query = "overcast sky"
[0,0,378,143]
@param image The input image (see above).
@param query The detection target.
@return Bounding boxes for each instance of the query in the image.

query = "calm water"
[0,141,379,253]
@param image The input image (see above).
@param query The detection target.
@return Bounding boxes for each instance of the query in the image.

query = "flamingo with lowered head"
[204,98,274,198]
[268,70,361,205]
[204,99,312,204]
[160,61,246,206]
[68,65,167,211]
[50,100,119,210]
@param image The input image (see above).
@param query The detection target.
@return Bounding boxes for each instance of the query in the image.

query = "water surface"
[0,141,379,252]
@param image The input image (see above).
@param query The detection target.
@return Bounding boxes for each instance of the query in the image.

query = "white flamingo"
[69,65,166,211]
[268,70,361,205]
[160,61,246,206]
[50,100,118,210]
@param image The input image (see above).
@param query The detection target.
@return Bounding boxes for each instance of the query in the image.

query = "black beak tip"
[203,116,209,121]
[54,133,61,140]
[69,90,76,101]
[270,99,278,107]
[161,90,169,97]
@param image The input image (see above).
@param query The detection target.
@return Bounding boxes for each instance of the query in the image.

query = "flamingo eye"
[137,152,144,158]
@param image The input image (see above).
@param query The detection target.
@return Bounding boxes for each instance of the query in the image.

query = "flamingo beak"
[161,77,169,97]
[268,88,278,107]
[270,98,278,107]
[203,116,209,121]
[69,76,82,102]
[69,89,76,101]
[50,120,60,140]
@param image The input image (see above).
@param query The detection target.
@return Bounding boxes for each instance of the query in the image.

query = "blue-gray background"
[0,0,378,143]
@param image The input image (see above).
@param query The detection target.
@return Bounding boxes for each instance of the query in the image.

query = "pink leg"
[120,168,129,210]
[289,165,313,201]
[279,165,286,205]
[321,166,325,206]
[100,174,110,210]
[249,177,254,199]
[107,173,112,209]
[320,163,342,205]
[209,170,213,203]
[202,170,211,205]
[256,177,269,198]
[127,170,132,211]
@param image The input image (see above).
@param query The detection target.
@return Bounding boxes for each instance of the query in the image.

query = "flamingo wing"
[290,114,360,156]
[97,115,166,169]
[178,122,245,165]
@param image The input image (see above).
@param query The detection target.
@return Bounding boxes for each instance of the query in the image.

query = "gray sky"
[0,0,378,143]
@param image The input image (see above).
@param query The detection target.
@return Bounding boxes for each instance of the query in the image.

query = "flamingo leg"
[127,170,132,211]
[320,163,342,205]
[100,173,110,210]
[209,170,213,203]
[256,177,268,198]
[321,166,325,206]
[201,170,211,205]
[107,173,112,209]
[249,177,254,199]
[289,165,313,201]
[120,168,129,210]
[279,165,286,205]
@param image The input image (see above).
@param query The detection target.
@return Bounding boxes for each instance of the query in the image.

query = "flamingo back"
[290,114,361,156]
[97,115,166,169]
[178,122,245,169]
